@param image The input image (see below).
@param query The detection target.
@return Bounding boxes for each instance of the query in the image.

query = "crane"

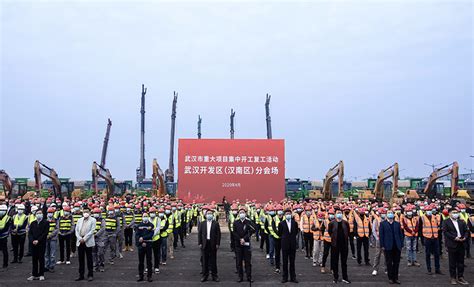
[152,159,167,197]
[165,92,178,184]
[197,115,202,139]
[230,109,236,139]
[92,161,114,200]
[322,160,344,200]
[136,84,147,183]
[100,118,112,167]
[34,160,62,199]
[423,161,458,198]
[0,170,13,199]
[373,163,399,201]
[265,94,272,139]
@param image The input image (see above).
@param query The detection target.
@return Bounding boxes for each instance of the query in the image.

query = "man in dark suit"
[379,209,404,284]
[198,208,221,282]
[328,209,351,284]
[233,206,256,283]
[442,208,469,285]
[27,211,49,281]
[277,208,298,283]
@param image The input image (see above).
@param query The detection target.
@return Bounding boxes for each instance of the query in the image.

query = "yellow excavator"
[308,160,344,200]
[152,159,167,197]
[359,163,398,201]
[0,170,13,199]
[92,161,114,200]
[34,160,62,199]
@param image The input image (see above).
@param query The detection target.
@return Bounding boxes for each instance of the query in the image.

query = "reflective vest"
[273,216,281,239]
[293,213,301,229]
[151,217,160,241]
[173,212,181,228]
[28,214,36,225]
[73,214,82,225]
[13,214,27,229]
[403,216,418,237]
[422,215,439,239]
[229,213,235,232]
[470,217,474,238]
[166,215,174,234]
[460,213,469,224]
[59,216,72,231]
[355,214,370,238]
[159,216,169,237]
[0,215,10,229]
[124,214,134,226]
[105,218,117,232]
[267,215,279,239]
[301,214,310,233]
[347,212,354,233]
[134,213,143,224]
[311,217,322,241]
[322,219,331,243]
[94,219,102,234]
[48,220,56,235]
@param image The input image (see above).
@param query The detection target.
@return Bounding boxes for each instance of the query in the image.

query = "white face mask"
[150,213,156,218]
[143,217,149,223]
[18,210,24,215]
[239,213,246,220]
[83,213,90,218]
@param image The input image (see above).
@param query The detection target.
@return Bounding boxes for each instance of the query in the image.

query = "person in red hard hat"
[354,207,371,266]
[57,205,74,265]
[44,207,58,273]
[421,204,442,275]
[104,205,120,266]
[402,205,421,267]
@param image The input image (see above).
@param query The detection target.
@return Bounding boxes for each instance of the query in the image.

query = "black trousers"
[322,241,331,267]
[274,239,282,270]
[124,228,133,246]
[260,232,268,250]
[356,237,370,264]
[58,234,71,261]
[282,248,296,281]
[152,239,162,269]
[11,234,26,261]
[230,231,235,251]
[448,244,465,279]
[255,223,260,241]
[331,244,349,281]
[236,246,252,279]
[384,248,401,281]
[303,232,313,257]
[202,240,217,278]
[0,237,8,267]
[78,243,93,278]
[138,245,153,278]
[349,233,355,255]
[70,233,76,254]
[32,243,46,277]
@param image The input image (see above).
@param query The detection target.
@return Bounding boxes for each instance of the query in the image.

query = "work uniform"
[135,220,154,281]
[321,218,332,270]
[300,213,313,258]
[115,209,125,256]
[11,213,27,263]
[104,214,120,264]
[266,213,276,265]
[272,215,282,271]
[93,215,106,271]
[45,217,59,271]
[150,216,161,271]
[371,214,386,273]
[421,214,441,273]
[166,211,175,259]
[123,212,135,249]
[311,216,323,266]
[0,214,12,268]
[160,214,172,264]
[58,214,74,262]
[354,213,371,265]
[402,215,419,265]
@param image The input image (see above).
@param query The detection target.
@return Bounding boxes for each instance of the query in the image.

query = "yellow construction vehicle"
[152,159,167,197]
[359,163,399,201]
[34,160,62,199]
[92,161,114,200]
[308,160,344,200]
[0,170,12,199]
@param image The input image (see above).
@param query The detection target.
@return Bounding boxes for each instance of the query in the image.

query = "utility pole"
[100,118,112,167]
[197,115,202,139]
[265,94,272,139]
[165,92,178,183]
[136,84,147,183]
[230,109,235,139]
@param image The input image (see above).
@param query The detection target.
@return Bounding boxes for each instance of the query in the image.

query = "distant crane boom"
[265,94,272,139]
[230,109,236,139]
[166,92,178,183]
[136,84,147,183]
[100,118,112,167]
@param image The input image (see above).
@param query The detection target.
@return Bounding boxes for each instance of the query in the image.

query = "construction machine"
[92,161,114,200]
[34,160,62,199]
[358,163,399,201]
[419,162,459,199]
[0,170,13,199]
[308,161,344,200]
[100,118,112,167]
[165,92,178,196]
[265,94,272,139]
[136,85,147,184]
[152,159,167,197]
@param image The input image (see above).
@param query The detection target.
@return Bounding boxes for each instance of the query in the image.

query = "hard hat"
[47,207,55,213]
[17,204,25,210]
[0,205,7,211]
[93,208,101,213]
[149,207,157,213]
[63,206,71,212]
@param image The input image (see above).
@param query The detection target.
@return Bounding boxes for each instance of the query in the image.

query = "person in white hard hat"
[11,204,27,263]
[0,204,12,271]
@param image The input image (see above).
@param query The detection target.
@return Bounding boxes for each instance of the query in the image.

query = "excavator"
[308,160,344,200]
[152,159,167,197]
[34,160,62,199]
[0,170,13,199]
[92,161,114,200]
[359,163,399,201]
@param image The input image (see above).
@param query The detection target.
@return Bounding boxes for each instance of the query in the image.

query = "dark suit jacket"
[198,220,221,250]
[379,220,404,251]
[278,219,298,251]
[29,219,49,246]
[233,218,256,245]
[442,218,468,250]
[328,220,350,248]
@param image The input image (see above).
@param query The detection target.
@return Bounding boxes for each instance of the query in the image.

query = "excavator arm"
[322,160,344,200]
[0,170,13,199]
[423,161,458,197]
[152,159,167,197]
[92,161,114,200]
[34,160,62,199]
[374,163,398,201]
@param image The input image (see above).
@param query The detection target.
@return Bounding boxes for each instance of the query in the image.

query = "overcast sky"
[1,0,472,182]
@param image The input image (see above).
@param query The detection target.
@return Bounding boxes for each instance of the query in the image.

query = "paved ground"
[1,225,473,286]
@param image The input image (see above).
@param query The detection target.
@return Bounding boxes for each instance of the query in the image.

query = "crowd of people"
[0,194,473,285]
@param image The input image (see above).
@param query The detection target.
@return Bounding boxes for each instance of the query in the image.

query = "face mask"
[297,208,302,212]
[387,213,394,219]
[158,213,164,218]
[426,211,432,216]
[461,209,465,213]
[74,207,80,212]
[336,213,343,220]
[108,211,114,216]
[36,214,43,221]
[18,210,24,215]
[269,211,275,216]
[83,212,90,218]
[277,210,284,216]
[285,214,292,220]
[0,211,6,217]
[206,214,213,221]
[407,212,413,216]
[64,212,70,216]
[47,213,53,219]
[172,207,177,211]
[365,212,369,215]
[256,209,261,213]
[232,211,238,215]
[451,213,459,219]
[143,217,149,223]
[306,211,311,216]
[126,208,131,213]
[239,213,246,220]
[381,214,386,219]
[329,215,335,220]
[150,213,156,218]
[165,210,171,214]
[93,214,100,218]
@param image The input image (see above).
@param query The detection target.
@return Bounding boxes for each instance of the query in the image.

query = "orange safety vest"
[311,216,322,240]
[301,214,310,233]
[293,213,300,229]
[422,215,439,239]
[403,217,418,237]
[347,212,354,233]
[323,219,331,243]
[355,214,370,238]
